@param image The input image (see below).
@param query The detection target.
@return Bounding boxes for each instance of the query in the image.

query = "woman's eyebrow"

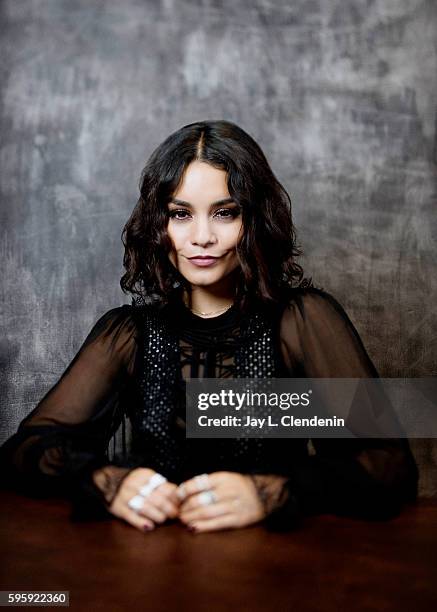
[169,197,235,208]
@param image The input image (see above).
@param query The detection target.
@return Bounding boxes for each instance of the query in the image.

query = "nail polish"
[143,524,154,531]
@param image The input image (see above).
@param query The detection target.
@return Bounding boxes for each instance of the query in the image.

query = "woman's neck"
[182,280,236,317]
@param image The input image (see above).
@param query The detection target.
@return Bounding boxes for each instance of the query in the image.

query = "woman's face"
[166,161,243,289]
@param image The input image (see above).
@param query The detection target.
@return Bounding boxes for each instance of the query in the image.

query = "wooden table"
[0,490,436,611]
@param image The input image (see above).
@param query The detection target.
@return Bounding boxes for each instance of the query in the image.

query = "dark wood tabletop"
[0,490,436,612]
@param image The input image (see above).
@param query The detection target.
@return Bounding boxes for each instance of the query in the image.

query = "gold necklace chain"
[189,303,234,317]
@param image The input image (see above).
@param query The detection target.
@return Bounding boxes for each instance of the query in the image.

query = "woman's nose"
[190,219,217,246]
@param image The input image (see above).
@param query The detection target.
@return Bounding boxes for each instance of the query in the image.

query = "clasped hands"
[107,468,267,534]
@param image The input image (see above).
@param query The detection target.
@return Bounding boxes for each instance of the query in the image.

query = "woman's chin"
[179,266,232,288]
[183,272,223,287]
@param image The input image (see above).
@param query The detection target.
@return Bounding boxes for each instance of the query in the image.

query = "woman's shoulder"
[83,303,162,372]
[95,300,174,338]
[94,298,180,336]
[278,286,362,348]
[85,302,158,345]
[278,287,378,376]
[93,303,140,328]
[282,286,347,322]
[98,301,158,322]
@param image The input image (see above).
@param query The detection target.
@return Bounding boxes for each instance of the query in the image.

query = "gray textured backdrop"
[1,0,436,494]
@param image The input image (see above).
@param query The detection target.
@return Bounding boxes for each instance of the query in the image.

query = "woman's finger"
[176,472,223,501]
[147,490,179,518]
[159,481,180,503]
[133,498,168,523]
[188,513,238,533]
[179,500,232,524]
[106,468,184,531]
[168,488,182,507]
[117,489,167,523]
[124,508,156,532]
[127,485,179,520]
[179,489,233,513]
[109,496,155,533]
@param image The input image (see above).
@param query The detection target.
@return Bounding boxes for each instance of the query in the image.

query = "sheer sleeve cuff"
[68,464,133,522]
[247,473,302,532]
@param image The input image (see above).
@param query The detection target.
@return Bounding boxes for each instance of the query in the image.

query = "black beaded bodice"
[126,298,300,483]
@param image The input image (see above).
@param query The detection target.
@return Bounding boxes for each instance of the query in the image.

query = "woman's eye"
[168,209,190,220]
[214,208,241,219]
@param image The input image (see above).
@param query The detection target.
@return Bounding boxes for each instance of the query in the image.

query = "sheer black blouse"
[0,288,419,531]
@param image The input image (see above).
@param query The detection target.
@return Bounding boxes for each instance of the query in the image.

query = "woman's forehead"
[175,161,228,191]
[170,162,231,206]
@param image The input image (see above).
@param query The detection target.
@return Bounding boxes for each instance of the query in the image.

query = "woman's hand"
[177,471,266,533]
[93,466,179,532]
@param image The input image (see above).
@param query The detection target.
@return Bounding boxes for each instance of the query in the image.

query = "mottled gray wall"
[1,1,436,493]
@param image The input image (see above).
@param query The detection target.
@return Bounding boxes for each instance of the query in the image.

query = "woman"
[0,120,418,533]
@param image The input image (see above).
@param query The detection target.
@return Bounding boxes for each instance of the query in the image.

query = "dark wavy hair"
[120,119,312,313]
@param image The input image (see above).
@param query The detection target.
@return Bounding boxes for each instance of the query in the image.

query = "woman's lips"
[187,256,221,267]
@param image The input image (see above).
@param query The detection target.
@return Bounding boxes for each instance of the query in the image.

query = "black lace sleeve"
[261,288,419,531]
[0,305,140,520]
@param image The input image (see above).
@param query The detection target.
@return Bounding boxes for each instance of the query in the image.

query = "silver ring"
[195,473,211,492]
[138,473,167,498]
[127,495,145,512]
[198,490,217,506]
